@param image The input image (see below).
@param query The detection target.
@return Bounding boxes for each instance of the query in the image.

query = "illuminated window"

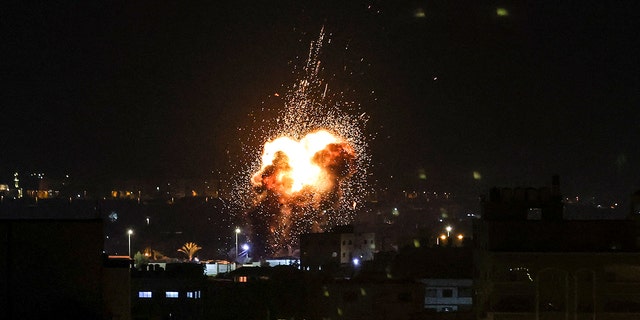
[138,291,152,298]
[187,292,193,298]
[166,291,179,298]
[238,276,247,283]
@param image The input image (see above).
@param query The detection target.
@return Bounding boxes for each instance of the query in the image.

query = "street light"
[127,229,134,257]
[437,234,447,245]
[445,225,452,237]
[234,227,241,262]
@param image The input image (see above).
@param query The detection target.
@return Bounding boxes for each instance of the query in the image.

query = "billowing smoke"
[249,130,356,256]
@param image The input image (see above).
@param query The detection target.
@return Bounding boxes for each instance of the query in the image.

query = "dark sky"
[2,1,639,202]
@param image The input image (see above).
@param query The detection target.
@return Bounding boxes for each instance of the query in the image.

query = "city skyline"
[2,1,638,204]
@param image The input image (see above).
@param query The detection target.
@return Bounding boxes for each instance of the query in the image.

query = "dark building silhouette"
[0,218,131,320]
[474,177,640,319]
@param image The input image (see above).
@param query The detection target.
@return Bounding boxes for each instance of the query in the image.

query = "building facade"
[474,179,640,320]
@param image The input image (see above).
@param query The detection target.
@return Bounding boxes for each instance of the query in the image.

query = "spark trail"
[232,27,370,258]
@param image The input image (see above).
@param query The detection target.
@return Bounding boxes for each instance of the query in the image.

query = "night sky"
[2,1,639,203]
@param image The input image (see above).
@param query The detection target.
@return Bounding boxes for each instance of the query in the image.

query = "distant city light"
[352,258,360,266]
[496,7,509,17]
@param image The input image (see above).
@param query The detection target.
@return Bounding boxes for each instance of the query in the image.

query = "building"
[300,225,376,270]
[474,177,640,320]
[0,217,131,320]
[313,278,425,320]
[388,246,475,319]
[131,263,209,319]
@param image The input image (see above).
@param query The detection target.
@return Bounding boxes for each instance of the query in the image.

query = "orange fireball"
[251,129,355,201]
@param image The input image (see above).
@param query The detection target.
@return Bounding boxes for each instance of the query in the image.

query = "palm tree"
[178,242,202,261]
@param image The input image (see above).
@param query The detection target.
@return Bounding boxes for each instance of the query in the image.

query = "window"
[426,289,437,297]
[186,292,194,298]
[138,291,152,298]
[166,291,179,298]
[238,276,247,283]
[442,289,453,298]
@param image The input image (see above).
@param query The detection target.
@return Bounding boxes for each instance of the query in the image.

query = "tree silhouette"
[177,242,202,261]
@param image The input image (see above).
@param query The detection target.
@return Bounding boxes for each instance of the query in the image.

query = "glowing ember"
[230,26,371,258]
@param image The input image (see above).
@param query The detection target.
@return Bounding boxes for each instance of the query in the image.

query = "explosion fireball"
[251,129,355,200]
[232,27,370,258]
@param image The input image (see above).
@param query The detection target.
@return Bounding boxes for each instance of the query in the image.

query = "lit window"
[166,291,179,298]
[186,292,194,298]
[238,276,247,283]
[138,291,152,298]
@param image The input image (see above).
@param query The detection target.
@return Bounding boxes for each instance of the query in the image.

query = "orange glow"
[251,129,355,200]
